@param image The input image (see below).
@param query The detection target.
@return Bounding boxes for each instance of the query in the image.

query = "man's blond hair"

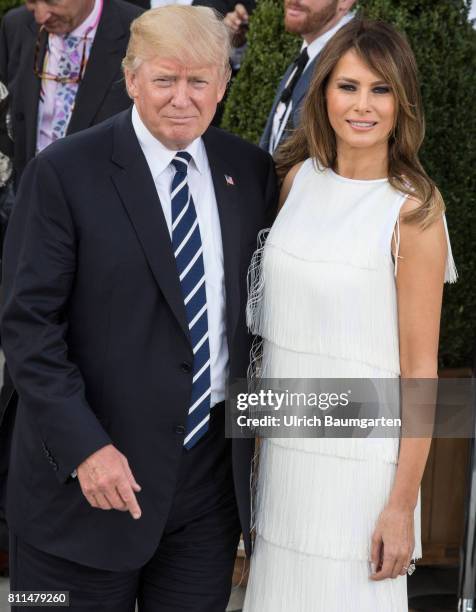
[123,6,231,81]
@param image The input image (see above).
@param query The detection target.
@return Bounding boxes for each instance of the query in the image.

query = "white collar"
[303,12,354,63]
[131,105,205,180]
[70,0,102,38]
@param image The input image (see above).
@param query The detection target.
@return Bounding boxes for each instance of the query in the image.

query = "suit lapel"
[19,21,46,161]
[67,0,127,134]
[269,64,294,121]
[110,116,244,349]
[260,63,294,149]
[291,56,318,112]
[202,129,242,351]
[110,111,190,342]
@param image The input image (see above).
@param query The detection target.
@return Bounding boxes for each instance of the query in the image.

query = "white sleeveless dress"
[243,160,457,612]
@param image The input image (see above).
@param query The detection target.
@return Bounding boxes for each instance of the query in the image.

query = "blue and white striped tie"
[171,152,211,449]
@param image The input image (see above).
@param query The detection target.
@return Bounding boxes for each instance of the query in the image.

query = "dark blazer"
[1,109,277,571]
[125,0,150,7]
[192,0,255,18]
[127,0,257,16]
[259,55,318,152]
[0,0,143,184]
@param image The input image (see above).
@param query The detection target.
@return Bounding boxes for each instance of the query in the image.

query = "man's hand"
[224,3,249,47]
[77,444,142,520]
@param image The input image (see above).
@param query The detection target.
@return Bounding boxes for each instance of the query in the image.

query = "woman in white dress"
[244,19,457,612]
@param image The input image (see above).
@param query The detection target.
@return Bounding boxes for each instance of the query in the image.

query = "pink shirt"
[36,0,103,153]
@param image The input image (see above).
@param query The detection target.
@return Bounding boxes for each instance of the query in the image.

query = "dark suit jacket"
[1,109,277,571]
[125,0,150,7]
[127,0,256,13]
[260,55,318,152]
[0,0,143,184]
[192,0,255,18]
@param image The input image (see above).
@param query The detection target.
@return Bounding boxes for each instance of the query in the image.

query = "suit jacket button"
[15,112,25,121]
[175,425,185,434]
[180,362,192,373]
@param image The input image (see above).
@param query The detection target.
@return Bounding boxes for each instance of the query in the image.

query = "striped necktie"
[171,152,211,449]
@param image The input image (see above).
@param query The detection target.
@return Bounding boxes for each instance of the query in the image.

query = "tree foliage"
[222,0,300,143]
[0,0,21,20]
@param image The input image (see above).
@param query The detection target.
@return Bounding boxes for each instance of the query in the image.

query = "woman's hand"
[370,503,415,580]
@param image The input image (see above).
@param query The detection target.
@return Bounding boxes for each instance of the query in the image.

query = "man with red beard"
[259,0,356,153]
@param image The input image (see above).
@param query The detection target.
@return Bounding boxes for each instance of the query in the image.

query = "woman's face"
[325,49,396,154]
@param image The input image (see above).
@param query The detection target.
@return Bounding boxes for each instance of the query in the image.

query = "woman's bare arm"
[371,197,447,581]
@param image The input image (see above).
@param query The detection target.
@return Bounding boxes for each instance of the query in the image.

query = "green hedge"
[222,0,476,368]
[0,0,21,19]
[222,0,300,143]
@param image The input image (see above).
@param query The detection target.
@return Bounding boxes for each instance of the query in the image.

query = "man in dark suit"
[1,6,276,610]
[0,1,143,569]
[259,0,356,153]
[0,0,143,186]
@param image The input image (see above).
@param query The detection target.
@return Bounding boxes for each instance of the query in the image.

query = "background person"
[260,0,356,154]
[0,0,143,186]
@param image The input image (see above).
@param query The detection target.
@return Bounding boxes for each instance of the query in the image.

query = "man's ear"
[339,0,357,12]
[217,70,231,103]
[124,68,137,100]
[217,81,227,104]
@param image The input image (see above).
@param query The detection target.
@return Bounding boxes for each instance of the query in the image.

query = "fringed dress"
[243,160,457,612]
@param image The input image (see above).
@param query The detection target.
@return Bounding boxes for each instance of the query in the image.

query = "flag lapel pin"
[225,174,235,186]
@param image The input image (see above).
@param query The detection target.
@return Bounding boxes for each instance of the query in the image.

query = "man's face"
[125,57,227,150]
[284,0,339,39]
[25,0,95,34]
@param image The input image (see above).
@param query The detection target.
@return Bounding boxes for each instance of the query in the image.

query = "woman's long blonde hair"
[275,19,444,227]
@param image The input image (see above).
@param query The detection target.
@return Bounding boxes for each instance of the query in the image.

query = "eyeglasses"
[33,26,88,85]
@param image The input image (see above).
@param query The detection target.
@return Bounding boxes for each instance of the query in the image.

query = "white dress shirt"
[270,11,354,154]
[36,0,103,153]
[131,106,228,406]
[150,0,193,7]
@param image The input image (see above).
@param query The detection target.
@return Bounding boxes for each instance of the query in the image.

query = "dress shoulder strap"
[442,215,458,283]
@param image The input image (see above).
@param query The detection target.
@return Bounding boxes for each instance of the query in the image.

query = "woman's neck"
[335,142,389,180]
